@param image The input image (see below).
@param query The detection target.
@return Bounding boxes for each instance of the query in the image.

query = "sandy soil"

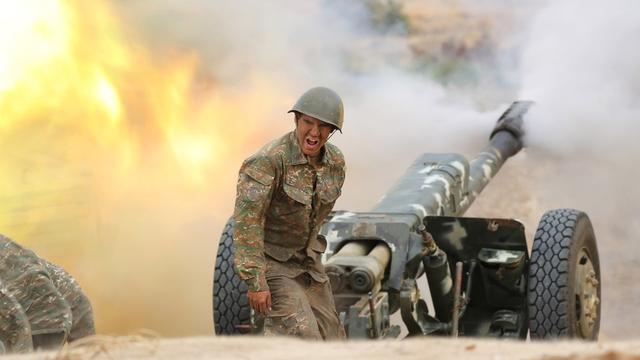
[4,336,640,360]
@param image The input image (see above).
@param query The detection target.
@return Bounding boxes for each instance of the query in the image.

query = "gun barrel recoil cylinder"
[326,242,391,293]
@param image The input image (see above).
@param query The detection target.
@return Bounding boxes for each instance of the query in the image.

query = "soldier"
[0,235,95,353]
[233,87,346,339]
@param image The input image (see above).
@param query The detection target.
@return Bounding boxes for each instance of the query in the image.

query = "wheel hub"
[575,248,599,338]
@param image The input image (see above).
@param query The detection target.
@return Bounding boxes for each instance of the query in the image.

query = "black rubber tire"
[212,218,252,335]
[528,209,601,339]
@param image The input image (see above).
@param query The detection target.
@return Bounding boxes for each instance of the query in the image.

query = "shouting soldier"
[233,87,346,339]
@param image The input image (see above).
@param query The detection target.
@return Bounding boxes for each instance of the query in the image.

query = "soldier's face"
[295,114,334,157]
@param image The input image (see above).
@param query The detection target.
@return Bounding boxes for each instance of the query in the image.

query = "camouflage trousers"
[264,274,345,340]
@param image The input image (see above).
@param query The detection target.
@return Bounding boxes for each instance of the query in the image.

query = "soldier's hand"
[248,290,271,315]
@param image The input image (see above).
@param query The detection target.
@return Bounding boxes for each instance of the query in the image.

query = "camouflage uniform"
[0,235,95,353]
[233,131,345,339]
[42,260,95,342]
[0,283,32,353]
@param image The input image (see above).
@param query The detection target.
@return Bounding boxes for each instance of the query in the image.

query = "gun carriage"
[213,101,601,340]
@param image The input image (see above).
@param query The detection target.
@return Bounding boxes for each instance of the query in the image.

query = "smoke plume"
[517,0,640,338]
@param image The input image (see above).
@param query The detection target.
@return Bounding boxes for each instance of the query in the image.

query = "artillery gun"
[212,101,601,340]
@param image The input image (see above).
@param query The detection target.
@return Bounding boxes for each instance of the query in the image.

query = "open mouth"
[305,137,319,148]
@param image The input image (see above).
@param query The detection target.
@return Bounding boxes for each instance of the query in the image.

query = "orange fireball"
[0,0,290,335]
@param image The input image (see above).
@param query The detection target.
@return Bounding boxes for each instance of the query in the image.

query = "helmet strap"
[327,129,337,141]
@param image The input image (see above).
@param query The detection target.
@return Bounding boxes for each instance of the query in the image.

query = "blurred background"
[1,0,639,338]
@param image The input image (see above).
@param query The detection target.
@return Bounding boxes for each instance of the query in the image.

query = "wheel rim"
[575,247,599,338]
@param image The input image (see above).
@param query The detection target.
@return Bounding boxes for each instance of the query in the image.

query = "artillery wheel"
[528,209,601,339]
[212,218,254,335]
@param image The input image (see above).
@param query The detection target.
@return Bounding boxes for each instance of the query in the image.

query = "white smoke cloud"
[522,0,640,158]
[117,0,509,210]
[518,0,640,338]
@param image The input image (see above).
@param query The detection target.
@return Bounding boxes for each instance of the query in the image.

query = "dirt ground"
[4,336,640,360]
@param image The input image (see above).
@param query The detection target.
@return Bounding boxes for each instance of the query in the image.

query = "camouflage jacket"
[233,131,345,292]
[0,235,95,353]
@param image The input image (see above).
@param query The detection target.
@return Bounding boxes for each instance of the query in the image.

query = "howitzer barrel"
[460,101,531,214]
[372,101,532,220]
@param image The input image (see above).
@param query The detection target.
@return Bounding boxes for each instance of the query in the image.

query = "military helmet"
[288,86,344,132]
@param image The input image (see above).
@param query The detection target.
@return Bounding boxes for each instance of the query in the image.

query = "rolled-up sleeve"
[232,156,276,292]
